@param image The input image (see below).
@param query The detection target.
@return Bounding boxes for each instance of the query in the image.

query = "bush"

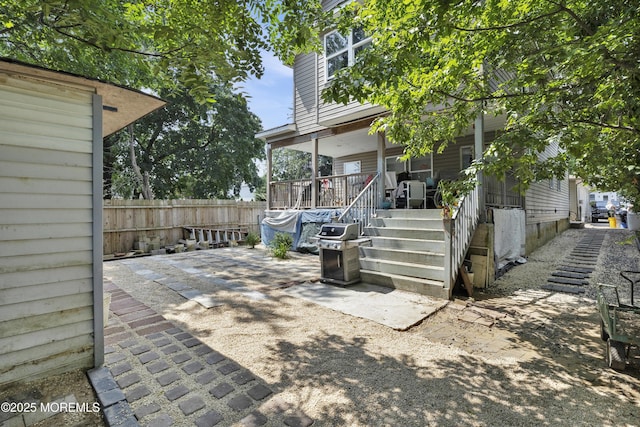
[270,232,293,259]
[245,232,260,249]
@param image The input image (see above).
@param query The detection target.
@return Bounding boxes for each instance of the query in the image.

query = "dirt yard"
[3,225,639,426]
[104,226,640,426]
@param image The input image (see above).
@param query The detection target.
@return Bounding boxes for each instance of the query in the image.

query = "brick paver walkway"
[90,279,313,427]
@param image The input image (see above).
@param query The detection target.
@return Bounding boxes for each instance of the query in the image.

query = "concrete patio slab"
[283,281,449,330]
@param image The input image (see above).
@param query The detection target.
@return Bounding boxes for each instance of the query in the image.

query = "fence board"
[103,199,266,255]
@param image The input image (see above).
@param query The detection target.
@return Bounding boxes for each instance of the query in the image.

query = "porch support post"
[311,136,318,209]
[474,106,486,222]
[266,143,272,210]
[377,132,385,208]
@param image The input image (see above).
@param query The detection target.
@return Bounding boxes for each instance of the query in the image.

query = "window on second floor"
[325,27,371,80]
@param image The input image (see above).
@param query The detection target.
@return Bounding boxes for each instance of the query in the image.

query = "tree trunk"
[103,135,115,199]
[129,125,153,199]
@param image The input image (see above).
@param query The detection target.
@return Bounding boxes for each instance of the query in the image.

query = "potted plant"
[438,179,476,219]
[438,180,460,219]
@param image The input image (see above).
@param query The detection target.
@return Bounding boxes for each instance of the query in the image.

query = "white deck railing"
[269,172,373,210]
[338,172,380,234]
[443,184,481,290]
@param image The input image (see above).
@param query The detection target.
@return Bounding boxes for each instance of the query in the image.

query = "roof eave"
[0,58,166,137]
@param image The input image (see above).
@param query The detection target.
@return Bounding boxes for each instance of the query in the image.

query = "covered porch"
[260,114,518,214]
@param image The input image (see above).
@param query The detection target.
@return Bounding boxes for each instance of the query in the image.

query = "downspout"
[315,52,320,125]
[92,94,104,367]
[313,52,321,208]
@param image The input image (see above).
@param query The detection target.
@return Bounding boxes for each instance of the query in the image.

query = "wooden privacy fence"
[103,199,266,255]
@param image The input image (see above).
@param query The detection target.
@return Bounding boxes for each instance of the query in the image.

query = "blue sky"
[240,50,294,131]
[236,50,292,198]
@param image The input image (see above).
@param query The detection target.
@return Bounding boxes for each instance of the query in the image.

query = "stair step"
[359,208,451,299]
[368,236,445,253]
[360,246,444,266]
[360,270,448,299]
[369,217,443,230]
[364,226,444,240]
[376,209,442,219]
[359,258,444,281]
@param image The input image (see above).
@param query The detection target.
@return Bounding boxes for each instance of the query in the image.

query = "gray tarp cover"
[261,209,339,253]
[261,209,300,233]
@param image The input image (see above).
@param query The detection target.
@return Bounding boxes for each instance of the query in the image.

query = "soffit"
[0,59,166,137]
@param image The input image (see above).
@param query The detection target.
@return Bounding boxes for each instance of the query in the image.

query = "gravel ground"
[0,370,103,426]
[3,224,639,426]
[105,224,640,426]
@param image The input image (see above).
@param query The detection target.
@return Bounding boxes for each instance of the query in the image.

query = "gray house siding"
[522,142,570,252]
[316,42,383,125]
[523,141,569,224]
[433,134,477,179]
[294,53,325,135]
[334,151,378,175]
[290,0,385,132]
[0,72,97,385]
[294,51,382,133]
[525,177,569,224]
[322,0,343,10]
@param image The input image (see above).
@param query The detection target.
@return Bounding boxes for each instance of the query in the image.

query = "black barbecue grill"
[316,223,369,285]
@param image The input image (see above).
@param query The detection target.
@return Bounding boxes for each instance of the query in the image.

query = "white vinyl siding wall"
[0,73,96,385]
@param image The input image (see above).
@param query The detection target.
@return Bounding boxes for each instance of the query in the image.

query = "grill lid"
[317,223,359,240]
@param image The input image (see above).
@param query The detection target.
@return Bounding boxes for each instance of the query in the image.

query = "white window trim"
[324,29,371,81]
[460,145,474,170]
[408,153,432,174]
[385,155,406,174]
[344,160,361,174]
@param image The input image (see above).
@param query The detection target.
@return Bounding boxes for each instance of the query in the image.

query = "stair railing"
[337,172,380,234]
[443,183,480,291]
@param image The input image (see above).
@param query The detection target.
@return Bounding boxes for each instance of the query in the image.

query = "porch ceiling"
[292,127,383,158]
[280,113,507,159]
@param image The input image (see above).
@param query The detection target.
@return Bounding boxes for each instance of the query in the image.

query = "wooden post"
[377,132,385,208]
[475,106,485,223]
[443,217,453,290]
[266,143,272,210]
[311,136,318,209]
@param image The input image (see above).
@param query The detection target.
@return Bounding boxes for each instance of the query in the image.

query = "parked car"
[591,201,610,222]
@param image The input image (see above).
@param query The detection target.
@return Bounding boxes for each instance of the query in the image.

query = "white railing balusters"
[338,172,381,233]
[444,184,481,291]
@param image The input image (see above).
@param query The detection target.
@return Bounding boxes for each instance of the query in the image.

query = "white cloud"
[261,51,293,79]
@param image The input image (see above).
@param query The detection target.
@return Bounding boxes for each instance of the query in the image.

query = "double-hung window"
[325,27,371,79]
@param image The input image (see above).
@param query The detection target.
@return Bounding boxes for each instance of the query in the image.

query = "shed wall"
[0,73,96,385]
